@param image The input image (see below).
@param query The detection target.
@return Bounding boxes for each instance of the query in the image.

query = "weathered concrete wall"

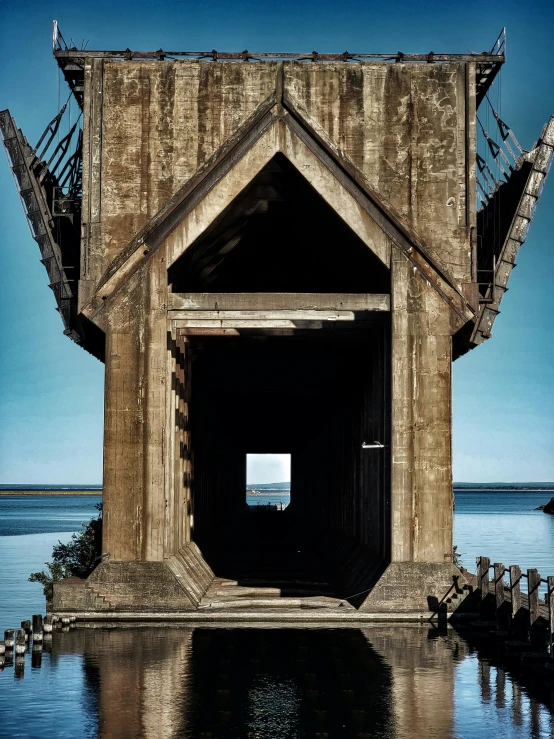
[81,60,473,305]
[70,58,479,614]
[391,249,454,563]
[284,63,471,282]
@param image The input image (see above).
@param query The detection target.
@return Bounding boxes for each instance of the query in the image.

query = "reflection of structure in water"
[53,625,466,738]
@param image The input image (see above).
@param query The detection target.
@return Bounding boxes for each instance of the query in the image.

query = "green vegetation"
[29,503,102,602]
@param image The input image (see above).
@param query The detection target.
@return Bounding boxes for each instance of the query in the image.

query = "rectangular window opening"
[246,453,291,511]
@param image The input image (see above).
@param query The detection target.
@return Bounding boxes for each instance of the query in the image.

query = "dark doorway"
[188,327,390,602]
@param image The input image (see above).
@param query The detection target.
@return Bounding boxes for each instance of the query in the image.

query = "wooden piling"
[494,564,505,608]
[528,569,540,627]
[15,629,26,655]
[509,565,522,619]
[21,620,31,641]
[32,614,43,642]
[43,615,53,633]
[478,557,490,599]
[494,563,505,628]
[0,640,5,655]
[4,629,14,649]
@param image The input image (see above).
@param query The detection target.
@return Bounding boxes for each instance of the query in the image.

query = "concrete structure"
[2,27,553,618]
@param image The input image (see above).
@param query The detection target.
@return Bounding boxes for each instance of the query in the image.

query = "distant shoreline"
[0,490,102,496]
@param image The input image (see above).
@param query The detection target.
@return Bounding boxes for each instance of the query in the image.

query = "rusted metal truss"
[52,21,505,112]
[472,115,554,345]
[0,107,82,342]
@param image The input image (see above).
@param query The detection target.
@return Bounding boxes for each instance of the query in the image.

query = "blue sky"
[0,0,552,483]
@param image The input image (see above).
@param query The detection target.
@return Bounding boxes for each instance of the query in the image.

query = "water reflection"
[1,624,553,738]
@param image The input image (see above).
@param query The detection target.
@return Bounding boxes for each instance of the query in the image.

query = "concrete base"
[53,561,469,620]
[359,562,467,613]
[53,562,198,613]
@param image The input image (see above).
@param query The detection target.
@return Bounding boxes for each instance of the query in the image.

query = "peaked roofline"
[83,71,475,326]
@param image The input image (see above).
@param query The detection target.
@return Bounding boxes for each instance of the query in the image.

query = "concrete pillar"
[390,249,453,563]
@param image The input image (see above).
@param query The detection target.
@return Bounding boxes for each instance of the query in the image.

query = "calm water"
[0,490,553,738]
[246,493,290,508]
[454,490,554,595]
[0,495,101,628]
[0,625,553,738]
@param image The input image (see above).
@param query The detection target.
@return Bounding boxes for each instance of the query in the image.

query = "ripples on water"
[454,490,554,595]
[0,625,552,738]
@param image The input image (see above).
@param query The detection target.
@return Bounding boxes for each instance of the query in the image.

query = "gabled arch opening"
[168,153,390,293]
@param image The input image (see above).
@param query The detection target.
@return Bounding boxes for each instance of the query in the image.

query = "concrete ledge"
[52,609,440,623]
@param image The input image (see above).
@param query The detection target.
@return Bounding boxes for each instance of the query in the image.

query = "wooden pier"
[454,557,554,674]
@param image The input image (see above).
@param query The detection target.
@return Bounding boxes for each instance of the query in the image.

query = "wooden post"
[494,563,505,627]
[15,629,26,655]
[32,614,43,643]
[43,615,53,633]
[21,620,31,641]
[4,630,14,649]
[0,641,5,655]
[478,557,490,611]
[546,575,554,659]
[528,569,540,628]
[509,565,521,619]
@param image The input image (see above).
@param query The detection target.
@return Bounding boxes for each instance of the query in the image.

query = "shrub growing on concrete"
[29,503,102,603]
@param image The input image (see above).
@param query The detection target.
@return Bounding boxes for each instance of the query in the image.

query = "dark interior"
[168,153,390,294]
[170,152,391,603]
[187,327,390,602]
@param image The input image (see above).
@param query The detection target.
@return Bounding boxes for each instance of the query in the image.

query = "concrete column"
[391,249,453,563]
[103,321,145,562]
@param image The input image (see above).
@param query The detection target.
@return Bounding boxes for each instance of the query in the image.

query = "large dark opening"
[170,152,391,605]
[168,153,390,294]
[188,327,390,603]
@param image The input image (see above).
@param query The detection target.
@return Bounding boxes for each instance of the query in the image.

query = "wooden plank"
[173,319,326,329]
[528,569,540,627]
[170,310,366,322]
[168,292,390,311]
[478,556,490,600]
[510,565,522,618]
[494,562,505,611]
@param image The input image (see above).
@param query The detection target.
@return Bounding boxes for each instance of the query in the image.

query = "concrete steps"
[85,584,116,611]
[199,578,354,610]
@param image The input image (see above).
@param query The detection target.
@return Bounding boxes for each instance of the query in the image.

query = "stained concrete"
[54,57,481,619]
